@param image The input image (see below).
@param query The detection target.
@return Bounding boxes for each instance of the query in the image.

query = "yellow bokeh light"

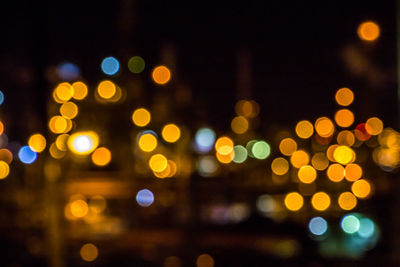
[138,133,158,152]
[279,138,297,156]
[357,21,380,42]
[196,254,214,267]
[295,120,314,139]
[132,108,151,127]
[56,134,69,151]
[315,117,334,137]
[216,150,234,164]
[235,100,259,118]
[149,154,168,172]
[60,102,79,119]
[311,152,329,171]
[215,136,234,155]
[49,116,68,134]
[231,116,249,134]
[162,124,181,143]
[344,163,362,182]
[28,133,46,153]
[0,121,4,135]
[311,192,330,211]
[0,161,10,179]
[97,80,116,99]
[271,157,289,175]
[335,88,354,106]
[290,150,309,168]
[55,82,74,102]
[326,144,339,162]
[365,117,383,135]
[72,81,88,100]
[333,146,355,165]
[338,192,357,211]
[70,199,88,218]
[91,147,112,166]
[80,243,98,262]
[284,192,303,211]
[334,109,354,128]
[49,142,66,159]
[67,131,99,155]
[152,65,171,85]
[351,179,371,199]
[297,165,317,184]
[337,130,355,146]
[327,163,345,182]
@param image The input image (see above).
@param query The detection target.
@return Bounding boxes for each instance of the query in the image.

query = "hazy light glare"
[128,56,145,73]
[58,62,80,81]
[67,131,99,155]
[341,214,360,234]
[198,156,218,177]
[101,57,120,75]
[136,189,154,207]
[18,146,37,164]
[152,65,171,85]
[235,100,259,118]
[309,217,328,236]
[358,218,375,238]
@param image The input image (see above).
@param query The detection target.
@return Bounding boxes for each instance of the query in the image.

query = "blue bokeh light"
[358,218,375,238]
[341,214,360,234]
[18,146,37,164]
[136,189,154,207]
[101,57,120,75]
[58,62,80,81]
[309,217,328,236]
[0,90,4,105]
[194,128,216,153]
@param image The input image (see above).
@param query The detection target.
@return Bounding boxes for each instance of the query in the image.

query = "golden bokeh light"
[0,121,4,135]
[326,144,339,162]
[290,150,310,168]
[97,80,116,99]
[80,243,98,262]
[335,88,354,106]
[152,65,171,85]
[54,82,74,102]
[333,145,355,165]
[311,152,329,171]
[337,130,355,146]
[295,120,314,139]
[0,149,13,164]
[132,108,151,127]
[56,134,69,151]
[345,163,362,182]
[28,133,46,153]
[162,124,181,143]
[279,138,297,156]
[334,109,354,128]
[231,116,249,134]
[235,100,260,118]
[138,133,158,152]
[365,117,383,135]
[196,254,214,267]
[60,102,78,119]
[315,117,334,137]
[284,192,303,211]
[67,131,99,155]
[311,192,331,211]
[357,21,380,42]
[338,192,357,211]
[351,179,371,199]
[0,161,10,179]
[49,142,66,159]
[70,199,89,218]
[297,165,317,184]
[91,147,112,166]
[149,154,168,172]
[49,116,68,134]
[215,136,234,155]
[89,195,107,214]
[216,150,234,164]
[72,81,88,100]
[327,163,345,182]
[271,157,289,175]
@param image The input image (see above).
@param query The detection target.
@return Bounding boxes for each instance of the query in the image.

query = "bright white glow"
[73,135,93,153]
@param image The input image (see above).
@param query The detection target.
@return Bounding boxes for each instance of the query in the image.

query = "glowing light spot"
[345,163,362,182]
[132,108,151,127]
[196,254,214,267]
[327,163,345,182]
[311,152,329,171]
[198,156,218,177]
[49,143,66,159]
[311,192,331,211]
[60,102,78,119]
[215,136,234,156]
[0,149,13,164]
[0,90,4,105]
[54,82,74,102]
[337,130,355,146]
[28,133,46,153]
[162,124,181,143]
[101,57,120,75]
[271,157,289,175]
[315,117,334,138]
[365,117,383,135]
[58,62,79,81]
[351,179,371,199]
[355,123,371,141]
[334,109,354,128]
[308,217,328,236]
[136,189,154,207]
[48,116,68,134]
[91,147,111,166]
[251,141,270,159]
[231,116,249,134]
[298,165,317,184]
[149,154,168,172]
[279,138,297,156]
[290,150,309,168]
[138,133,157,152]
[233,145,247,163]
[195,128,216,153]
[295,120,314,139]
[152,65,171,85]
[333,146,355,165]
[341,214,360,234]
[326,144,339,162]
[0,161,10,179]
[97,80,116,99]
[67,131,99,155]
[216,149,234,164]
[235,100,259,118]
[18,146,37,164]
[358,21,380,42]
[335,88,354,106]
[338,192,357,211]
[72,81,88,100]
[55,134,69,151]
[358,218,375,238]
[257,194,276,214]
[70,199,88,218]
[80,243,98,262]
[128,56,145,73]
[284,192,303,211]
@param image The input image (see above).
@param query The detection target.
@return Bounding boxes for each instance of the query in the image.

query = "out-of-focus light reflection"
[67,131,99,155]
[136,189,154,207]
[101,56,120,75]
[28,133,46,153]
[195,128,216,153]
[351,179,371,199]
[196,254,214,267]
[149,154,168,172]
[279,138,297,156]
[152,65,171,85]
[72,81,88,100]
[233,145,247,163]
[327,163,345,182]
[257,194,276,214]
[315,117,335,137]
[333,145,355,165]
[0,161,10,179]
[0,90,4,105]
[128,56,145,74]
[311,152,329,171]
[91,147,112,166]
[358,218,375,238]
[97,80,116,99]
[70,199,88,218]
[251,141,270,159]
[215,136,234,155]
[337,130,355,146]
[365,117,383,135]
[338,192,357,210]
[54,82,74,102]
[311,192,331,211]
[355,123,371,141]
[0,149,13,164]
[18,146,37,164]
[308,217,328,236]
[357,21,380,42]
[57,62,80,81]
[290,150,309,168]
[162,124,181,143]
[138,133,158,152]
[284,192,303,211]
[132,108,151,127]
[345,163,362,181]
[231,116,249,134]
[271,157,289,175]
[341,214,360,234]
[80,243,98,262]
[198,156,219,177]
[297,165,317,184]
[334,109,354,128]
[295,120,314,139]
[335,88,354,106]
[164,256,182,267]
[235,100,259,118]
